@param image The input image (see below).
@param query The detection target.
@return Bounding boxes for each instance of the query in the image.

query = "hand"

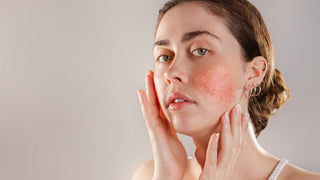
[137,70,188,180]
[195,105,250,180]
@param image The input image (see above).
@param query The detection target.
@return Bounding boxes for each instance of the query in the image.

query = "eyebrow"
[181,30,219,43]
[153,30,219,48]
[154,39,170,47]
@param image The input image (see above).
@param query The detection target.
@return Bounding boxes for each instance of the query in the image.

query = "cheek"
[195,64,236,108]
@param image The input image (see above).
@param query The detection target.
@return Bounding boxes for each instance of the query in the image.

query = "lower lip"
[168,101,194,111]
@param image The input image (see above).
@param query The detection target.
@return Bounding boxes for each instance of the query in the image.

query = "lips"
[166,92,194,110]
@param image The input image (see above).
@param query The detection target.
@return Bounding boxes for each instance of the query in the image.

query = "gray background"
[0,0,319,180]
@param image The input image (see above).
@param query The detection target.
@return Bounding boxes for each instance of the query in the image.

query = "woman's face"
[153,3,248,136]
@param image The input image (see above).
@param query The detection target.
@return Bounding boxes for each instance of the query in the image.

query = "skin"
[195,63,235,109]
[133,2,320,180]
[152,3,246,139]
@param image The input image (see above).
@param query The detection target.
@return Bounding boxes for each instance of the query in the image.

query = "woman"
[133,0,320,179]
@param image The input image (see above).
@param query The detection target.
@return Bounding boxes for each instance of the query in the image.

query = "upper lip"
[166,92,194,106]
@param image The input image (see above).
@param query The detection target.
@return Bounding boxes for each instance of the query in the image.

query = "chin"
[169,116,193,135]
[169,116,220,137]
[169,115,214,137]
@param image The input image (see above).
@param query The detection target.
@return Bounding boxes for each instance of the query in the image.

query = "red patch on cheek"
[195,65,235,108]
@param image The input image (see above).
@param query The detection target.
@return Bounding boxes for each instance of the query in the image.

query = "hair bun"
[249,68,290,136]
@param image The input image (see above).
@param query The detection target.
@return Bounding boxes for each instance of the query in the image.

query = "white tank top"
[188,157,288,179]
[268,159,288,180]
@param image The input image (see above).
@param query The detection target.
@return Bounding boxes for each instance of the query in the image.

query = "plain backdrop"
[0,0,319,179]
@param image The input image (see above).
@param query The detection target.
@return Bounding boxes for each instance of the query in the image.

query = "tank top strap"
[268,159,288,180]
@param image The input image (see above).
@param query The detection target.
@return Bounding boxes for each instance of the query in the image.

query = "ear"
[244,56,267,90]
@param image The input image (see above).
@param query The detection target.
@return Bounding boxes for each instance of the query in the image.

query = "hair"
[156,0,290,136]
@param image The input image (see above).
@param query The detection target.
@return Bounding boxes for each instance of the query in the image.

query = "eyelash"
[156,48,210,63]
[157,55,173,63]
[191,48,209,56]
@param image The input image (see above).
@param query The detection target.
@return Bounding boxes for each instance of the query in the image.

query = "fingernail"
[215,133,220,143]
[224,111,230,124]
[213,133,220,148]
[146,70,150,76]
[147,70,153,76]
[137,90,142,99]
[236,104,241,116]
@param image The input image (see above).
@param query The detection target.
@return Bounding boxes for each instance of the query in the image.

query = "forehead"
[155,2,230,41]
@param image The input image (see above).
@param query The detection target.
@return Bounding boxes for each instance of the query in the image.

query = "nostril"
[166,76,182,84]
[164,69,186,84]
[173,77,182,82]
[165,77,171,84]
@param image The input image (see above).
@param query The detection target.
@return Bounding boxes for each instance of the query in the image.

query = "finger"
[146,70,175,133]
[241,113,250,133]
[137,88,173,141]
[230,104,241,149]
[240,113,250,149]
[137,89,162,132]
[141,71,162,127]
[138,88,185,171]
[202,133,220,176]
[137,89,153,128]
[137,89,148,115]
[137,89,172,154]
[146,70,158,107]
[218,111,232,166]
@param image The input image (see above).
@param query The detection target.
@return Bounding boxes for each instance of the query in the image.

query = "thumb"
[195,148,206,169]
[201,133,219,177]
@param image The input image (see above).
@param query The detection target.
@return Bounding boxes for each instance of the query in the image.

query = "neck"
[192,122,279,179]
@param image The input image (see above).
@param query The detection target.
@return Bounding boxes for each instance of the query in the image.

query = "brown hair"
[156,0,290,136]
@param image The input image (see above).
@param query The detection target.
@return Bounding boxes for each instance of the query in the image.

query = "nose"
[164,58,188,85]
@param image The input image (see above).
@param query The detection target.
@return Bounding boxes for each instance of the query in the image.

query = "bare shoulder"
[279,163,320,180]
[131,160,154,180]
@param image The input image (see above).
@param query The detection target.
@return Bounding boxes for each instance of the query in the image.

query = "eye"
[158,55,173,62]
[192,48,209,56]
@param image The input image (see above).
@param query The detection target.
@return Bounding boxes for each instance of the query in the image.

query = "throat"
[189,123,280,179]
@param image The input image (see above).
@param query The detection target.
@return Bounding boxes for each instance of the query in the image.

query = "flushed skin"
[133,2,320,180]
[153,4,247,136]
